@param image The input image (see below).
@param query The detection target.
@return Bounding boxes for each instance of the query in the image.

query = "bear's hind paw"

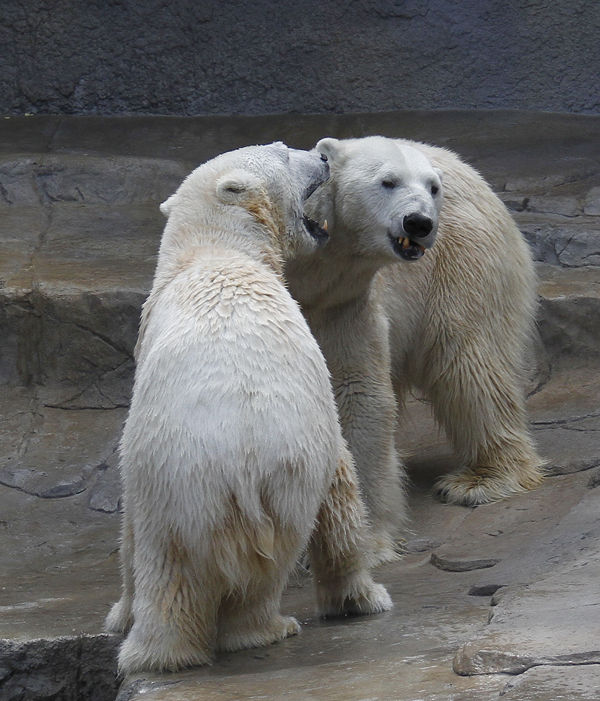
[317,575,393,619]
[104,598,133,635]
[217,615,301,653]
[118,629,212,675]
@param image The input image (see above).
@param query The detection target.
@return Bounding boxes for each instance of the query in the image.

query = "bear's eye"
[382,180,396,189]
[431,185,439,195]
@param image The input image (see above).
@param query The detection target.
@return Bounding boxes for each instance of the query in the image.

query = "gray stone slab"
[500,664,600,700]
[427,471,590,571]
[533,424,600,475]
[535,265,600,370]
[38,203,161,290]
[526,195,583,217]
[528,366,600,477]
[0,154,192,207]
[467,484,600,610]
[116,559,507,701]
[584,186,600,215]
[454,549,600,676]
[0,206,49,295]
[0,203,159,392]
[0,117,61,154]
[0,634,120,701]
[119,655,506,701]
[527,368,600,424]
[0,406,126,498]
[517,213,600,267]
[0,111,594,182]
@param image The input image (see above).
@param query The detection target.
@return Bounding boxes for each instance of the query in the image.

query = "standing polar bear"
[105,143,392,675]
[285,136,545,563]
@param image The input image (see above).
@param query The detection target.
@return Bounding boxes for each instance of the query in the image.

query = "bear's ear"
[160,194,177,217]
[316,137,342,164]
[433,166,444,182]
[215,170,262,205]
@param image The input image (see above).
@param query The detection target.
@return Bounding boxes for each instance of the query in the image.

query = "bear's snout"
[403,213,434,239]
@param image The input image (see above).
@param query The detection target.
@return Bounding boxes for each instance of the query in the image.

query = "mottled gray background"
[1,0,599,116]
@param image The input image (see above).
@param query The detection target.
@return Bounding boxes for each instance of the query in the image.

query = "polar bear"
[104,142,392,675]
[285,136,545,562]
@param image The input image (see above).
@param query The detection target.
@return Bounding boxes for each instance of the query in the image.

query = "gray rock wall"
[1,0,599,116]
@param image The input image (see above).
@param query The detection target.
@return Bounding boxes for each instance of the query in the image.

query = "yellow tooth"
[322,219,328,231]
[402,237,410,249]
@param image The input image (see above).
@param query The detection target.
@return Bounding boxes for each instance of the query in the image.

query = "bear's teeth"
[322,219,328,231]
[402,237,410,249]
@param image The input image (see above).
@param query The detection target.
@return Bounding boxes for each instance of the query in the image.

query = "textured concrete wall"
[1,0,599,116]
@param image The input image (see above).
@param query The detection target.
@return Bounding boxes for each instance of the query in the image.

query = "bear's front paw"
[434,464,545,506]
[317,573,393,619]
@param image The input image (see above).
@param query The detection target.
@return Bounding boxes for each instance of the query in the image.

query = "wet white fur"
[105,143,392,674]
[286,136,544,561]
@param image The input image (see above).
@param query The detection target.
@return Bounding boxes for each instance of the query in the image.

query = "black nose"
[403,213,433,238]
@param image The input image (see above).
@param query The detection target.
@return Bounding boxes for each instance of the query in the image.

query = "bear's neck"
[154,217,284,290]
[285,228,381,313]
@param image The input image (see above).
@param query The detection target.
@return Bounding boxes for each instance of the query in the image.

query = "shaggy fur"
[105,143,392,675]
[285,136,545,561]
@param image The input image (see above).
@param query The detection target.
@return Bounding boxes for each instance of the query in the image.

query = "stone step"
[0,154,192,208]
[1,233,598,404]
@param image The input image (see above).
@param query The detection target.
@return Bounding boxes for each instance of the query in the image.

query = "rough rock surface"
[0,111,598,701]
[1,1,600,116]
[500,665,600,700]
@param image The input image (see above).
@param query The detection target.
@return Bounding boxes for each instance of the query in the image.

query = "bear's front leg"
[421,338,546,506]
[307,298,406,564]
[309,448,393,618]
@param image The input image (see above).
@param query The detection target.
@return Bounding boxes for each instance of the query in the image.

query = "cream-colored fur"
[286,136,545,561]
[104,143,392,675]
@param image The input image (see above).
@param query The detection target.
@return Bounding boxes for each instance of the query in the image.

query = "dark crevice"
[531,411,600,427]
[45,405,127,411]
[72,322,132,359]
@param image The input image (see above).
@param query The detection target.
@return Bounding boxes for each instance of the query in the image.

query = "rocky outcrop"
[1,111,599,701]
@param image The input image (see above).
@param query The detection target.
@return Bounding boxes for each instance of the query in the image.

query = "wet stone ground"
[0,111,599,701]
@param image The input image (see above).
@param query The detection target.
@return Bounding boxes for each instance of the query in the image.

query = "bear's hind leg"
[215,574,301,654]
[118,537,217,675]
[105,509,135,635]
[309,449,393,618]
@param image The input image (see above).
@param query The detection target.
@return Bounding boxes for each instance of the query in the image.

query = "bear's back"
[123,251,341,525]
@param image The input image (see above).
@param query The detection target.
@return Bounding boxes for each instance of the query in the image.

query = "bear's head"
[311,136,443,263]
[160,142,330,260]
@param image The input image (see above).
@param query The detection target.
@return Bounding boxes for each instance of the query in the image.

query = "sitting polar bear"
[285,136,545,563]
[104,142,392,675]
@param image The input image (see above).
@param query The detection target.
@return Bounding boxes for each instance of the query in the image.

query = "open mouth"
[303,215,329,244]
[388,234,427,261]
